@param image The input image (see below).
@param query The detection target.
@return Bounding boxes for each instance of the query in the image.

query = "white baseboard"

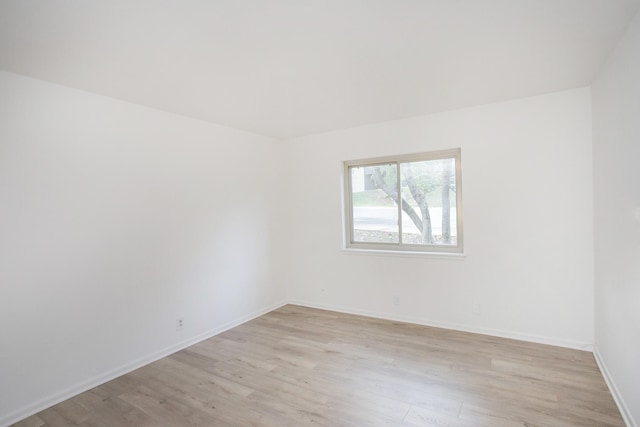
[1,300,287,427]
[594,346,637,427]
[289,300,594,352]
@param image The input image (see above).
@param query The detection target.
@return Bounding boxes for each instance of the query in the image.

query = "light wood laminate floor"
[14,305,624,426]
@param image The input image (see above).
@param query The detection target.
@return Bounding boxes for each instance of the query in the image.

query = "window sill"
[341,248,466,260]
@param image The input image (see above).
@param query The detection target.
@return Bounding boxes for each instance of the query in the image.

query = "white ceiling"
[1,1,639,139]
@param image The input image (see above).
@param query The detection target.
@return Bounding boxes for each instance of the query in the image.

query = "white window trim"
[343,148,464,255]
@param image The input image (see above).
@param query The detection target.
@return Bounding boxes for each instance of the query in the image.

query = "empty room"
[1,1,639,426]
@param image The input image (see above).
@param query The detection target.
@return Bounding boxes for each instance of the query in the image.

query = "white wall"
[0,71,285,425]
[283,88,594,349]
[592,9,640,427]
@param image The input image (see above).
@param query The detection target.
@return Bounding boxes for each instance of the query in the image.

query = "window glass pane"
[350,164,399,243]
[400,158,457,246]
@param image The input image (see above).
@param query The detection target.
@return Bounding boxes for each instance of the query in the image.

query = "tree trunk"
[402,168,434,244]
[441,164,452,244]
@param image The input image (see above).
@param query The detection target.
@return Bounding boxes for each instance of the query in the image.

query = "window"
[344,148,463,254]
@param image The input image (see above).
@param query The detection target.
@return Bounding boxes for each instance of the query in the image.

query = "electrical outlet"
[473,302,481,315]
[176,318,184,331]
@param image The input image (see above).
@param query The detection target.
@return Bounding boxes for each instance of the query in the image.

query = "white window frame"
[343,148,463,254]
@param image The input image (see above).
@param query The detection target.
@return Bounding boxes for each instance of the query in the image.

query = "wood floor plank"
[10,417,45,427]
[12,305,625,426]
